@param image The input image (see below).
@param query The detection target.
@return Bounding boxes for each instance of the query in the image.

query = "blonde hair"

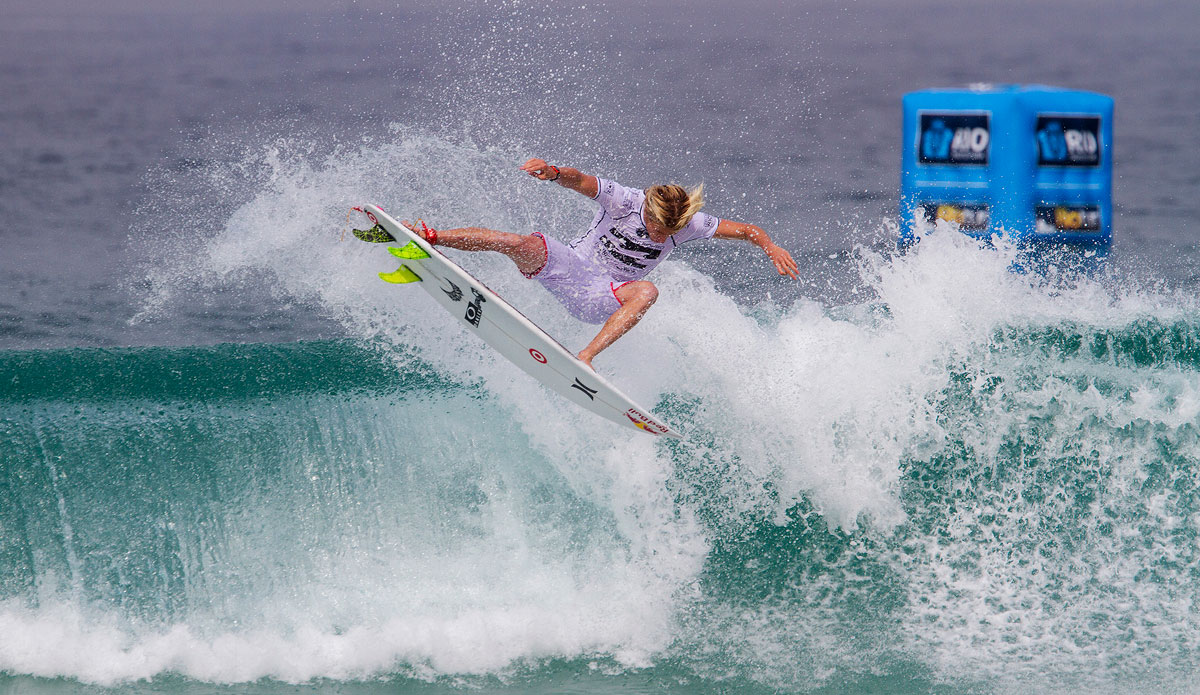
[645,183,705,232]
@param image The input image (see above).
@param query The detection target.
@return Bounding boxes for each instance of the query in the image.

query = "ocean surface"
[3,0,1200,693]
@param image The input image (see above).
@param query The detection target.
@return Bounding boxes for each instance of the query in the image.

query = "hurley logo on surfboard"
[570,378,599,401]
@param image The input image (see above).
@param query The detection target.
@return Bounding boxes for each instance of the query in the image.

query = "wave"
[5,135,1200,693]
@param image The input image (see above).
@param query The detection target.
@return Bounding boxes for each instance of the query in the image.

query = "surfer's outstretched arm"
[520,158,600,198]
[713,219,800,280]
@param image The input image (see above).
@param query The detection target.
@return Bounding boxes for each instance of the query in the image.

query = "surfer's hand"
[766,244,800,280]
[520,158,556,180]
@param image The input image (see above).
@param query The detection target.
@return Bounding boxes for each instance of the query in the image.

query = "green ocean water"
[3,292,1200,693]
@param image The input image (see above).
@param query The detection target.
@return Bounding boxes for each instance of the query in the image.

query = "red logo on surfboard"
[625,408,669,436]
[529,348,547,364]
[351,206,379,225]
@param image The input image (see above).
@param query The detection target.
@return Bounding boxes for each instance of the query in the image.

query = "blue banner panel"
[900,85,1113,248]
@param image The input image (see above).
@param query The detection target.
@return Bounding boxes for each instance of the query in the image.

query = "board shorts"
[524,232,629,325]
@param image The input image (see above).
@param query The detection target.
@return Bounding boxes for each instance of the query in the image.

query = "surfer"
[397,158,799,367]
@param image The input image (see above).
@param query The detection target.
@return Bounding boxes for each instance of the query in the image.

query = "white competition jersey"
[569,177,720,283]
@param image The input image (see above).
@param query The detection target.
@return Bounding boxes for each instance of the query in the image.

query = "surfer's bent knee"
[511,233,549,276]
[616,281,658,307]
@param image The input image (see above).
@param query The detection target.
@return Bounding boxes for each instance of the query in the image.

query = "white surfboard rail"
[361,204,681,439]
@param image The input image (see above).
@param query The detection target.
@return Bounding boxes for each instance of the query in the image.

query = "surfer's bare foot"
[576,351,595,369]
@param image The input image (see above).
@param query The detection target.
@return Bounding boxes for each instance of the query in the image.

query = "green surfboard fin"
[352,224,396,243]
[389,241,431,260]
[379,264,422,284]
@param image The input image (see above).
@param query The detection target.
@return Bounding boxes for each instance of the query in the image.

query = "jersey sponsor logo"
[600,236,649,269]
[625,408,669,435]
[918,113,990,165]
[919,202,990,231]
[1036,116,1101,167]
[598,225,663,271]
[570,377,598,401]
[1035,204,1101,233]
[464,288,485,326]
[611,228,662,258]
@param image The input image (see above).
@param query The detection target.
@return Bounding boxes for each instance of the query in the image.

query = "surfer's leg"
[576,281,659,368]
[427,226,548,277]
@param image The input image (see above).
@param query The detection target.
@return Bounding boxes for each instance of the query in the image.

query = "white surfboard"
[356,204,682,439]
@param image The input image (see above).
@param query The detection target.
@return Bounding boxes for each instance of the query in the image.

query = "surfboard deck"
[355,204,682,439]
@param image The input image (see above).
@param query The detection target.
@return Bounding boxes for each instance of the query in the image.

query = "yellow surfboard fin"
[389,241,431,260]
[379,264,422,284]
